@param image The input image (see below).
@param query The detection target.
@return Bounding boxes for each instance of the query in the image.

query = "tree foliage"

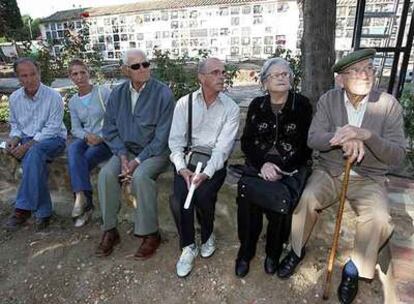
[151,49,239,99]
[21,15,41,39]
[56,19,104,82]
[400,84,414,150]
[19,40,59,86]
[0,0,24,40]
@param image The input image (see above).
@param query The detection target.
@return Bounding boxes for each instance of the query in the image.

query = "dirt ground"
[0,85,389,304]
[0,182,386,304]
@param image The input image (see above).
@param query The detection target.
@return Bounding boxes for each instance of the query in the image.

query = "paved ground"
[386,176,414,304]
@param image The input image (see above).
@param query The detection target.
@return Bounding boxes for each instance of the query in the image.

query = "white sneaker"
[200,234,216,258]
[176,244,198,278]
[72,192,86,218]
[74,209,92,227]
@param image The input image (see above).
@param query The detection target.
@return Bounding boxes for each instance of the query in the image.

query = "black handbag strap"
[186,93,193,150]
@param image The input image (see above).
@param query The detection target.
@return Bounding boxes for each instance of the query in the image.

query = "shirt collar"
[23,83,43,101]
[129,81,146,94]
[194,87,223,106]
[343,91,368,111]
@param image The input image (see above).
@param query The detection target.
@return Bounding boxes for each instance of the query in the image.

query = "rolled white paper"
[183,162,203,209]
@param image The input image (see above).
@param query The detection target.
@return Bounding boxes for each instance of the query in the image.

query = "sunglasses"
[128,62,150,70]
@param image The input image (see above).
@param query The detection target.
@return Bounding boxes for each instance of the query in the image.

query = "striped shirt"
[9,84,67,141]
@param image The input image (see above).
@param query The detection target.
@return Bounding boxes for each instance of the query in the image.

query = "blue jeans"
[67,138,112,210]
[15,137,66,218]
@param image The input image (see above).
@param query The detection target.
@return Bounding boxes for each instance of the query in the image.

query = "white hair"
[260,57,294,85]
[197,57,223,74]
[121,49,147,65]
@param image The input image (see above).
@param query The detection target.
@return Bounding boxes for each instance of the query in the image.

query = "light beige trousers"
[291,169,394,279]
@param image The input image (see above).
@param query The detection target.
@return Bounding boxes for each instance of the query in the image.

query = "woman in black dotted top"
[235,57,313,278]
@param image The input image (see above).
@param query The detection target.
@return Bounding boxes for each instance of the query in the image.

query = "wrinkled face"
[263,64,291,93]
[16,61,41,96]
[339,59,375,96]
[198,59,226,94]
[126,53,151,84]
[69,64,90,89]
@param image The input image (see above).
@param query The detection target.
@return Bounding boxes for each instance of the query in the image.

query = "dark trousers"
[237,195,291,263]
[170,167,227,248]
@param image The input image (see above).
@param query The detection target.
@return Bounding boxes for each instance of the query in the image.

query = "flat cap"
[332,48,376,73]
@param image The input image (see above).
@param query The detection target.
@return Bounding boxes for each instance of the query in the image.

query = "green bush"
[400,84,414,150]
[61,87,78,131]
[151,49,239,99]
[0,102,9,123]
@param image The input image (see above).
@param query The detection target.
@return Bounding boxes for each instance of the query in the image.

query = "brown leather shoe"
[95,229,120,257]
[4,209,31,231]
[134,233,161,260]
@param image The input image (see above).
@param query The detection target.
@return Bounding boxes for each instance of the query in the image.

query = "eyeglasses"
[127,62,150,70]
[342,65,376,77]
[266,72,290,80]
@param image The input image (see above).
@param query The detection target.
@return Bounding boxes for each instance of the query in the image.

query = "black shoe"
[277,249,305,279]
[235,258,250,278]
[3,209,31,231]
[35,217,51,231]
[337,270,358,304]
[264,256,277,275]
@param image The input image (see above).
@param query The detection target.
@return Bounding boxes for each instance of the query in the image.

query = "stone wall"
[0,139,239,235]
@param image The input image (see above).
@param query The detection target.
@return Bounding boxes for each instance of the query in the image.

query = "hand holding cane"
[184,162,203,209]
[322,158,353,300]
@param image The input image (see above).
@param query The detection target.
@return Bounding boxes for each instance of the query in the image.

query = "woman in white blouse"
[67,59,112,227]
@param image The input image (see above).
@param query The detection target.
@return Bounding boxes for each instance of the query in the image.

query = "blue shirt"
[9,83,67,141]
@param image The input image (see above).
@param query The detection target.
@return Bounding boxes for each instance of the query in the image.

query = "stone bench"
[0,136,239,235]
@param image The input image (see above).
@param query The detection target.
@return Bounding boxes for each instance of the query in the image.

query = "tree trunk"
[300,0,336,107]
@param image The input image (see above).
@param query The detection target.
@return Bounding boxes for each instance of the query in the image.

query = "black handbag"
[236,165,311,214]
[184,92,212,171]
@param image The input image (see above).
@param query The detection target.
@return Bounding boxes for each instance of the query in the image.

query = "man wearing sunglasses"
[278,49,405,303]
[95,49,175,260]
[169,58,240,277]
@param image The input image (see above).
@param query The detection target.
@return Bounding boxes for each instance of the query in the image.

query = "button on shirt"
[169,88,240,178]
[9,84,67,141]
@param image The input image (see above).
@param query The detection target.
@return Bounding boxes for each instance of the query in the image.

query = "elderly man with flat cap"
[277,49,405,303]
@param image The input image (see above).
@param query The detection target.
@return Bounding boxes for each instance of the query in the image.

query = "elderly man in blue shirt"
[4,58,67,231]
[95,49,175,259]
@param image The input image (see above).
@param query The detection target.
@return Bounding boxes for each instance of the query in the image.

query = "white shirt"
[169,88,240,178]
[129,82,146,114]
[344,92,368,128]
[343,91,368,175]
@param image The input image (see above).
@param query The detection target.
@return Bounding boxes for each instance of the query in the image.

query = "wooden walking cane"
[322,158,353,300]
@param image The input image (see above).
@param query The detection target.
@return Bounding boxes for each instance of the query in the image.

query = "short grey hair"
[13,57,40,74]
[197,57,222,74]
[121,49,147,65]
[260,57,293,85]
